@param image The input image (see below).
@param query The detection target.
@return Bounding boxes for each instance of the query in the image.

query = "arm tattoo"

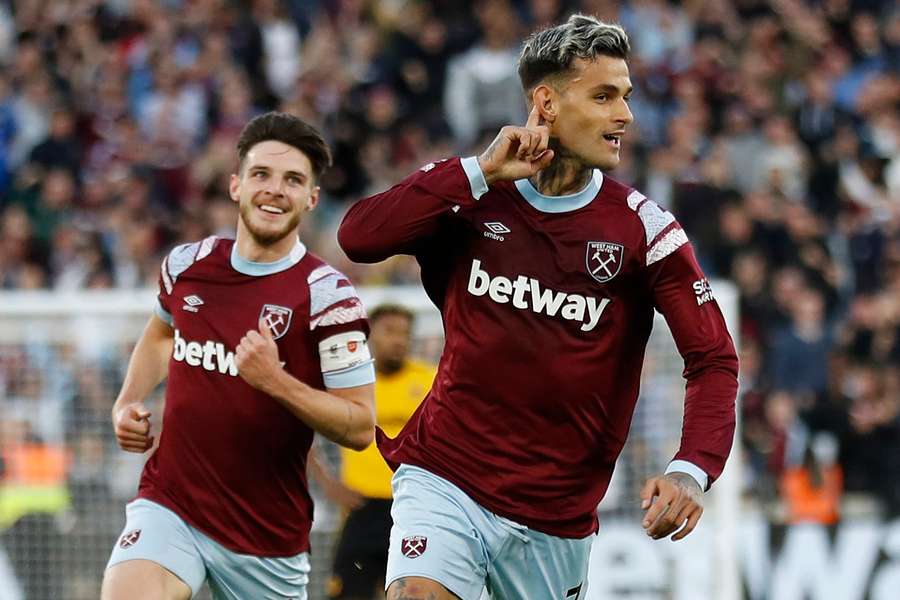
[387,578,449,600]
[483,136,503,162]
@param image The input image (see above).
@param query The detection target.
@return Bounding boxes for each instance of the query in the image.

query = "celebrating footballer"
[340,14,738,600]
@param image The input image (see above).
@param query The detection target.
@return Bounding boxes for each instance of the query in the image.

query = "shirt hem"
[393,459,598,539]
[137,490,311,558]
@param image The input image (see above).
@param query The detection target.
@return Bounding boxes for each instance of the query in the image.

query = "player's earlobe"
[531,85,557,125]
[307,187,320,211]
[228,174,241,203]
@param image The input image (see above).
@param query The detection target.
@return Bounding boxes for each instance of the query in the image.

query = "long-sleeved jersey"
[339,158,738,538]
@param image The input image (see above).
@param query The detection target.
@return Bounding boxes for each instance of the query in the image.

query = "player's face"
[230,140,319,246]
[552,56,633,170]
[370,314,412,375]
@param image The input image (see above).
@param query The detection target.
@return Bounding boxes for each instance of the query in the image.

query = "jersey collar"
[514,170,603,213]
[230,238,306,276]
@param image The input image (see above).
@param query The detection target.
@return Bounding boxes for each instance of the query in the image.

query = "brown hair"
[236,112,333,180]
[369,303,415,326]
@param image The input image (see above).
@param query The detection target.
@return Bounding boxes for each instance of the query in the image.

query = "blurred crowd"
[0,0,898,581]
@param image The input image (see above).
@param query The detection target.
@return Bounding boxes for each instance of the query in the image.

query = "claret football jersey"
[339,158,738,538]
[139,236,372,556]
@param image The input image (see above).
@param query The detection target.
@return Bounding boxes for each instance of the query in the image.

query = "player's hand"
[639,472,704,541]
[477,105,554,185]
[113,403,154,453]
[236,318,283,394]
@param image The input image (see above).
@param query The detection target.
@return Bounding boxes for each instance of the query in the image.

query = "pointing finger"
[526,104,540,129]
[536,124,550,154]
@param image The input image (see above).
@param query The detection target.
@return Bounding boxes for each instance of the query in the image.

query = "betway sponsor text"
[467,259,610,332]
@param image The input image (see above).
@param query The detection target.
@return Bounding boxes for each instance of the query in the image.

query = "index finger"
[643,497,671,531]
[526,104,540,129]
[119,419,151,436]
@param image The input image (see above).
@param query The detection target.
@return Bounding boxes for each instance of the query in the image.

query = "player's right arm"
[338,107,551,263]
[111,314,173,453]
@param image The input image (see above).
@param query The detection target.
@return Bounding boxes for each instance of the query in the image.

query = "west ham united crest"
[119,529,141,549]
[586,241,624,283]
[260,304,293,340]
[400,535,427,558]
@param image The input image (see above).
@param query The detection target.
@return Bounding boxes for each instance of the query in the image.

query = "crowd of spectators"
[0,1,898,591]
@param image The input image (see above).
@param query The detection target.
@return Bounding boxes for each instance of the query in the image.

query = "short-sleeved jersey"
[339,158,738,538]
[139,236,370,556]
[341,359,436,499]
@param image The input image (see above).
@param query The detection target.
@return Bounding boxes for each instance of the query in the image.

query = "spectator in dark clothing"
[28,108,82,176]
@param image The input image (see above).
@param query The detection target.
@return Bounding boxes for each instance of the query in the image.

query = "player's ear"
[228,173,241,204]
[531,84,557,125]
[306,186,320,212]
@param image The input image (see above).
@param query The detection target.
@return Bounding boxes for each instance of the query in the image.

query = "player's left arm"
[235,318,375,451]
[641,238,739,541]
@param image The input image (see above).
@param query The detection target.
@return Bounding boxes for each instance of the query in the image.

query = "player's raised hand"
[113,403,154,453]
[477,105,554,185]
[639,472,704,541]
[235,317,282,393]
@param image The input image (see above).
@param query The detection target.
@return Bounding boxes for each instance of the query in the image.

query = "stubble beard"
[239,201,303,246]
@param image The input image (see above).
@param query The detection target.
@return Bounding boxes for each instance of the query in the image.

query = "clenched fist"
[235,317,283,394]
[113,403,154,453]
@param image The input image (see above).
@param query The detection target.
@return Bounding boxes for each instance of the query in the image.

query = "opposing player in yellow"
[310,304,436,600]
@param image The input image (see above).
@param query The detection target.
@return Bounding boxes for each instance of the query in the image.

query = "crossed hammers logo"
[591,249,618,278]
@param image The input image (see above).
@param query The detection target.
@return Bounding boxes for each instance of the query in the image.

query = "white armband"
[319,331,372,372]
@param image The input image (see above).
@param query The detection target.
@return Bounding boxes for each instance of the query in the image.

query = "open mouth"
[602,133,622,147]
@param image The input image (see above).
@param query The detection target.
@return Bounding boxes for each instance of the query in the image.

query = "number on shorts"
[565,583,583,599]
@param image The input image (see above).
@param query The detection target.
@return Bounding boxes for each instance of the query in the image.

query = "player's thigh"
[387,465,489,600]
[104,498,206,599]
[487,528,594,600]
[102,559,192,600]
[386,576,462,600]
[193,528,310,600]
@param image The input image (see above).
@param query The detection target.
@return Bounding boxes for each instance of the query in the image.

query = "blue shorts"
[387,465,594,600]
[106,499,310,600]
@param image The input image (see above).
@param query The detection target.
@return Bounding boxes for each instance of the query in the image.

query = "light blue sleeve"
[460,156,489,200]
[323,360,376,389]
[155,301,173,326]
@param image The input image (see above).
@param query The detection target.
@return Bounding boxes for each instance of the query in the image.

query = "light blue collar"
[514,170,603,213]
[230,238,306,276]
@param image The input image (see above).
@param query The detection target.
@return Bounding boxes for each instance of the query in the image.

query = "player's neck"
[529,154,593,197]
[235,227,300,263]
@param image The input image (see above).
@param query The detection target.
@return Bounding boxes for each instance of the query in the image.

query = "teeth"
[260,205,284,214]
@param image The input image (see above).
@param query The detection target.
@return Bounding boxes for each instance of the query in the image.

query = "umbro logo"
[182,295,204,312]
[483,221,510,241]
